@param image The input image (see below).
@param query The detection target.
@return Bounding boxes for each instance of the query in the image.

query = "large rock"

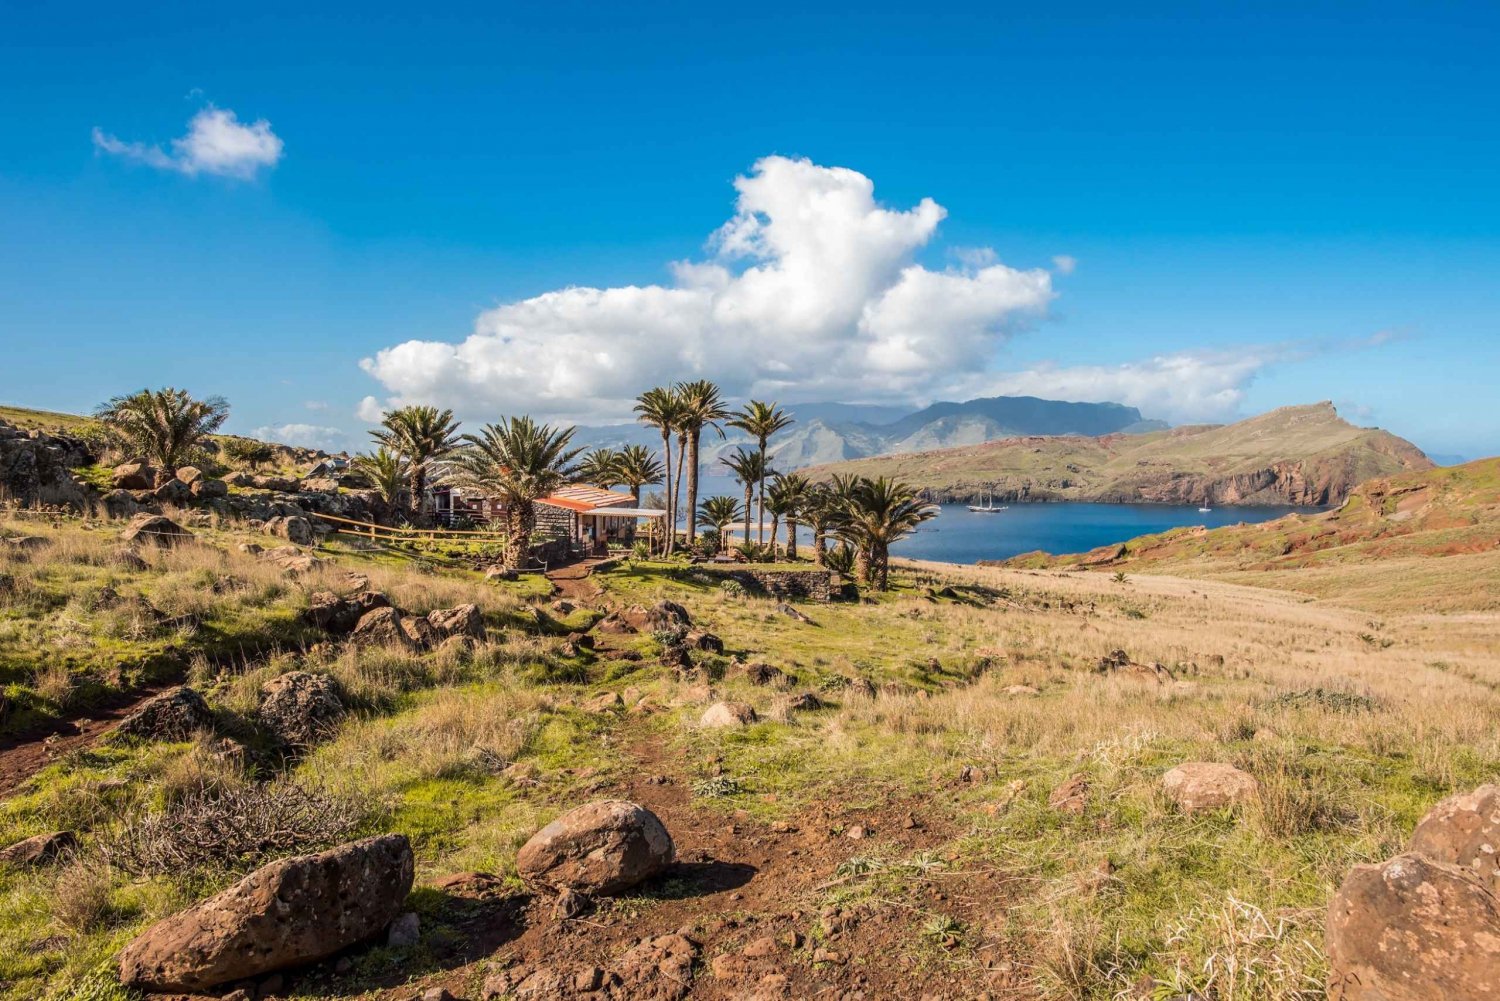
[115,686,214,742]
[112,462,156,490]
[350,606,420,649]
[0,831,76,867]
[298,476,340,494]
[700,701,757,729]
[250,475,299,493]
[1326,852,1500,1000]
[619,600,692,633]
[1409,784,1500,887]
[264,515,316,546]
[0,421,93,509]
[1162,762,1258,814]
[190,477,229,500]
[174,466,204,486]
[427,603,486,641]
[118,834,414,992]
[515,800,673,895]
[258,671,344,747]
[303,590,390,635]
[120,513,192,547]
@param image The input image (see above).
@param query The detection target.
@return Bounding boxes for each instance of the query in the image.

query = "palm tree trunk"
[855,547,872,586]
[504,500,534,569]
[742,484,753,545]
[812,524,826,568]
[872,542,890,590]
[659,430,674,555]
[786,516,798,561]
[769,515,780,561]
[686,431,701,545]
[411,466,426,525]
[672,434,687,553]
[757,438,768,545]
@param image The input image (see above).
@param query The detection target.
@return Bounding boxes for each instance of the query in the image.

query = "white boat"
[968,491,1009,513]
[1198,506,1212,513]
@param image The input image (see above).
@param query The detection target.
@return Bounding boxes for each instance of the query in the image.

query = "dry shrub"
[52,859,118,933]
[31,662,79,710]
[99,778,368,876]
[1238,746,1353,839]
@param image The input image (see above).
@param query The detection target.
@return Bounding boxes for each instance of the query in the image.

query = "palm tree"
[771,472,811,561]
[695,495,742,553]
[721,447,771,546]
[837,476,938,590]
[728,401,794,544]
[612,445,665,505]
[763,474,797,562]
[634,387,687,554]
[352,448,410,520]
[369,405,461,522]
[801,483,842,568]
[448,417,582,569]
[95,388,230,487]
[575,448,623,488]
[674,380,731,546]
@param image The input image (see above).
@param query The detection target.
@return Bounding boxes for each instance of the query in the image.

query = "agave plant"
[448,416,582,568]
[95,388,230,487]
[836,476,937,590]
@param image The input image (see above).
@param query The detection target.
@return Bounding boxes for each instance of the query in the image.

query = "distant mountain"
[571,394,1161,476]
[807,402,1434,507]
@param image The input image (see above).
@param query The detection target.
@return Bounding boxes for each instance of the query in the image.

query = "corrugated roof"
[538,484,639,513]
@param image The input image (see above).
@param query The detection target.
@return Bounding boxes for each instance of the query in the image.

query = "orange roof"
[539,484,638,513]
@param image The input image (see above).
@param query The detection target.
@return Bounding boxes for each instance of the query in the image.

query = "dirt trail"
[545,558,613,602]
[353,725,1020,1001]
[0,684,172,797]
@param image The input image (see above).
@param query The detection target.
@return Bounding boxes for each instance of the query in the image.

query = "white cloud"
[355,396,385,424]
[972,351,1271,423]
[303,400,330,412]
[361,155,1054,422]
[93,106,283,179]
[1051,254,1077,276]
[250,423,352,452]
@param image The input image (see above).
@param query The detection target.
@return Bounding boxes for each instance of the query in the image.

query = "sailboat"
[1198,504,1213,513]
[968,491,1009,513]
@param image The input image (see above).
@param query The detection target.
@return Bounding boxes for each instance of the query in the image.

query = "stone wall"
[698,566,840,602]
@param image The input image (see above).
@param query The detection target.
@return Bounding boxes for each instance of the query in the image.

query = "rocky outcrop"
[120,513,192,547]
[0,831,76,867]
[115,686,214,742]
[258,671,344,747]
[118,834,414,992]
[1326,852,1500,1000]
[303,590,391,635]
[427,603,486,641]
[700,701,757,728]
[263,514,316,546]
[516,800,674,896]
[1408,783,1500,886]
[0,419,94,509]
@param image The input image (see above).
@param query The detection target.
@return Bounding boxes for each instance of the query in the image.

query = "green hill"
[808,402,1432,506]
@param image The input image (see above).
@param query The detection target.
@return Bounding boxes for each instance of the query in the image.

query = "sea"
[888,502,1310,564]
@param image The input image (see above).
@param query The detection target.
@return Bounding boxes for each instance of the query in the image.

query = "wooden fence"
[308,511,509,545]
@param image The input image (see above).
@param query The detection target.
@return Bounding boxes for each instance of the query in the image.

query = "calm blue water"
[889,503,1308,564]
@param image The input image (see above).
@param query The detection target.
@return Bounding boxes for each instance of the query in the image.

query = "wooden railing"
[308,511,509,543]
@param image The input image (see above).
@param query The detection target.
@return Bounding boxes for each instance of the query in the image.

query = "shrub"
[99,779,368,875]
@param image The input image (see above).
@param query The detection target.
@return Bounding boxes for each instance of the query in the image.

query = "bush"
[99,779,368,875]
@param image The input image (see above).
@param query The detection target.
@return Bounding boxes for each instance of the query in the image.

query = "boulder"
[400,614,438,649]
[101,489,141,518]
[304,590,390,635]
[250,475,299,493]
[1409,784,1500,887]
[298,477,340,494]
[175,466,204,486]
[683,629,724,653]
[190,477,229,500]
[350,606,420,649]
[258,671,344,747]
[744,662,784,686]
[118,834,414,993]
[112,462,155,490]
[515,800,673,896]
[259,545,321,575]
[1326,852,1500,1000]
[1162,762,1258,814]
[264,515,316,546]
[700,701,757,728]
[0,831,76,867]
[224,471,255,487]
[115,686,214,742]
[120,513,192,547]
[620,600,692,632]
[153,479,191,503]
[427,603,486,640]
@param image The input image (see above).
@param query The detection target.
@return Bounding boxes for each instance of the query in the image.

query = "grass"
[0,504,1497,999]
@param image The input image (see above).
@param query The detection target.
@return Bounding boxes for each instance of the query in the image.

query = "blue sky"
[2,1,1496,458]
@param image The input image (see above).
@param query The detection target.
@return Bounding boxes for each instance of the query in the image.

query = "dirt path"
[545,558,613,602]
[0,684,172,797]
[349,724,1020,1001]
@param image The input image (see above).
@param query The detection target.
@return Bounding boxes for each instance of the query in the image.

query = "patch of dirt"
[546,558,611,602]
[0,683,176,797]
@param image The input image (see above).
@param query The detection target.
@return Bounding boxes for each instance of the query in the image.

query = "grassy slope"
[1005,457,1500,613]
[806,402,1430,501]
[1,508,1498,999]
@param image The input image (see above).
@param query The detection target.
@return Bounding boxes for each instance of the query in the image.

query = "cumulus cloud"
[360,156,1054,421]
[1051,254,1077,275]
[93,106,283,179]
[251,423,352,452]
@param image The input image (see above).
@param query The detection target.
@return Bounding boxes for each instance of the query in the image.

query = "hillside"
[809,402,1433,506]
[1000,456,1500,612]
